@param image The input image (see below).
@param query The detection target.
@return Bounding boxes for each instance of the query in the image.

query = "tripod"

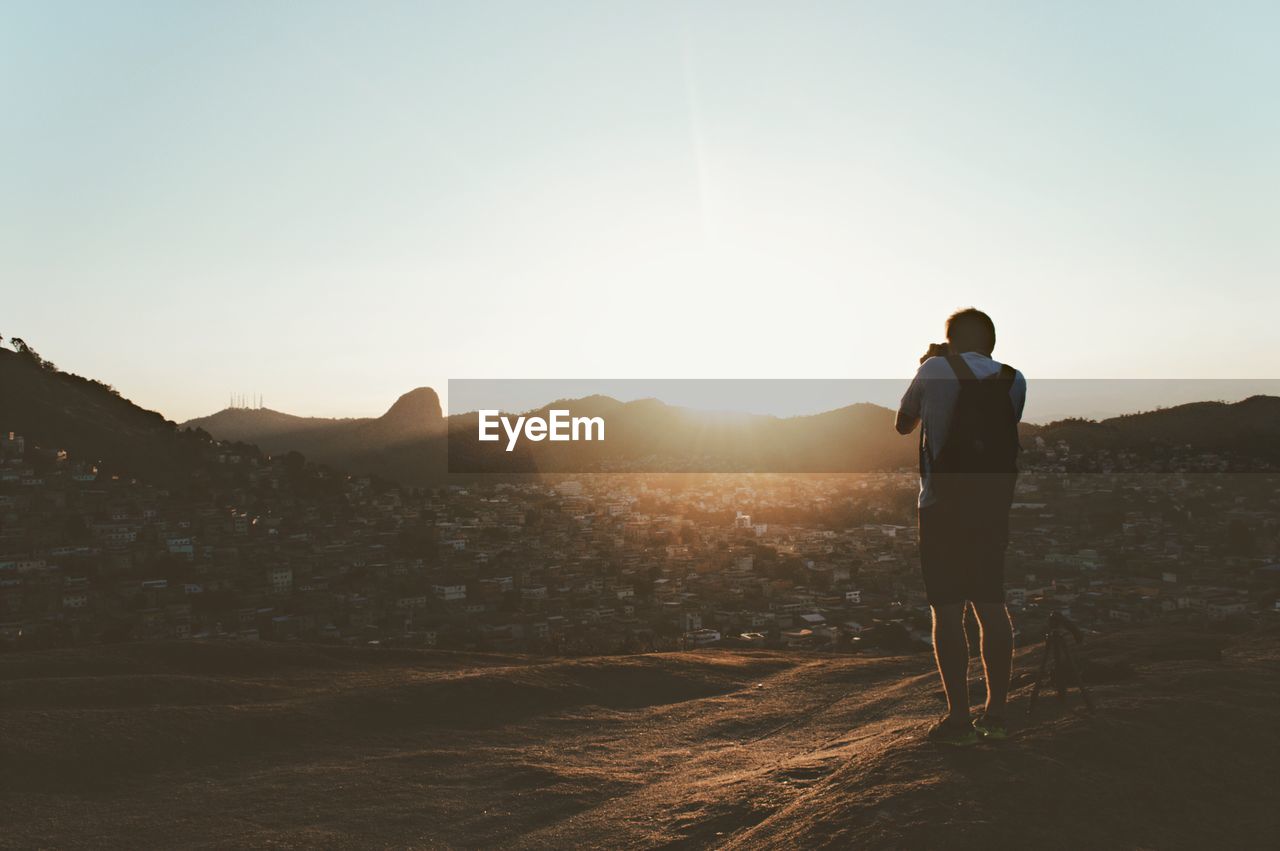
[1026,611,1095,715]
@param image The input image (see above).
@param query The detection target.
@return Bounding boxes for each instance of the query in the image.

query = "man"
[895,308,1026,746]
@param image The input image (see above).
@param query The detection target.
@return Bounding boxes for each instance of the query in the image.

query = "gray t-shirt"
[897,352,1026,508]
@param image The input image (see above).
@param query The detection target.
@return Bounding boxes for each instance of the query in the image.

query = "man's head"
[945,308,996,355]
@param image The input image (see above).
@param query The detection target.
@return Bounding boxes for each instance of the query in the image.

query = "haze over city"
[5,1,1278,422]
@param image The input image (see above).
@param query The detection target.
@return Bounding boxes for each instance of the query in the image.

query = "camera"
[920,342,950,364]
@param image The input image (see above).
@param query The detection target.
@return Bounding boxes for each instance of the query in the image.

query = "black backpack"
[931,355,1020,503]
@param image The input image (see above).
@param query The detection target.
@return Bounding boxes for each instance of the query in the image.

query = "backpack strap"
[946,354,978,382]
[950,355,1017,385]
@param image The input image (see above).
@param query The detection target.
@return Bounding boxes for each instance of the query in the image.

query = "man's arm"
[896,366,926,434]
[1011,370,1027,422]
[895,408,919,435]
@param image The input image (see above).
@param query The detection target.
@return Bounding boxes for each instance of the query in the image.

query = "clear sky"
[4,1,1278,421]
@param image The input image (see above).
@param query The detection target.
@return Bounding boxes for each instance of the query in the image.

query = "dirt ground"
[1,629,1276,849]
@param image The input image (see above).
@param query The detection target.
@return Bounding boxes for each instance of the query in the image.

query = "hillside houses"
[0,429,1276,652]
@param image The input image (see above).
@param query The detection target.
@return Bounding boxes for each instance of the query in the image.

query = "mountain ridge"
[182,386,443,443]
[184,387,1280,481]
[6,343,1280,487]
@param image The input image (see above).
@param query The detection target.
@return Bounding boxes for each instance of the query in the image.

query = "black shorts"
[918,496,1010,607]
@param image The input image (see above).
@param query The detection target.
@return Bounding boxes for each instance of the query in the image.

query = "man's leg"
[931,603,970,721]
[971,602,1013,717]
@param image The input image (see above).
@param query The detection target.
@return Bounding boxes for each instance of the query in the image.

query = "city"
[3,428,1275,655]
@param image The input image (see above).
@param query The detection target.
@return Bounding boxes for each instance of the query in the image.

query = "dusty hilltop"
[1,627,1277,849]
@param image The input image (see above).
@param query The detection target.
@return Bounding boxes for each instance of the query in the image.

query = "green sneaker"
[973,713,1008,741]
[926,716,980,747]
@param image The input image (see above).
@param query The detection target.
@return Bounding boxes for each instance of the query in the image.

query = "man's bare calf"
[931,603,970,722]
[932,602,1013,721]
[972,602,1013,717]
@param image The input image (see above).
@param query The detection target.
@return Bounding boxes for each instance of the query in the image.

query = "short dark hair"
[945,308,996,355]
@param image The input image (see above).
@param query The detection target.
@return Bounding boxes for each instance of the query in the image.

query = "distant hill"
[185,392,918,479]
[179,406,362,440]
[186,390,1280,483]
[0,347,215,484]
[182,386,443,449]
[1029,395,1280,462]
[8,337,1279,486]
[180,388,447,482]
[2,628,1275,847]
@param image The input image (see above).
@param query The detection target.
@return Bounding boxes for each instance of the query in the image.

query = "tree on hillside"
[8,336,56,371]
